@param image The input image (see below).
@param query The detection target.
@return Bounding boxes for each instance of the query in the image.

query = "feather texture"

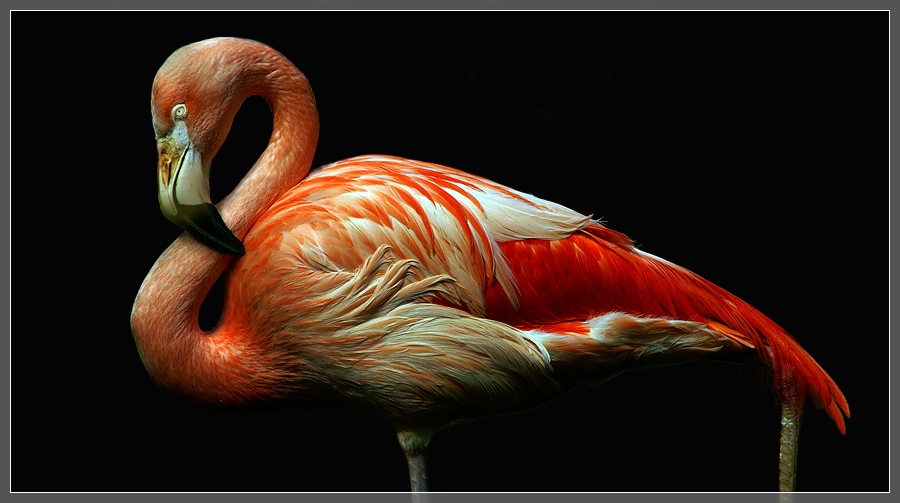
[230,154,848,433]
[133,37,849,493]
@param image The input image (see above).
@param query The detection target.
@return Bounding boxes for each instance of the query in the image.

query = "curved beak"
[156,121,245,256]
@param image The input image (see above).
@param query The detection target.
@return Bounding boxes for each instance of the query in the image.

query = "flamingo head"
[149,38,254,256]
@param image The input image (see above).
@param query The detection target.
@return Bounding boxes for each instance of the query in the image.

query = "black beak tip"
[197,232,245,256]
[225,240,246,257]
[170,202,247,257]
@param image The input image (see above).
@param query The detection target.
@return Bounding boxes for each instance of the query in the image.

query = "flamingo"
[130,36,849,494]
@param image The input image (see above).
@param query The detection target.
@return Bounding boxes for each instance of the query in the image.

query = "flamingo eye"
[172,103,187,121]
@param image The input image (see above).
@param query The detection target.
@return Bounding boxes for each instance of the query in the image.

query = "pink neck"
[131,50,318,408]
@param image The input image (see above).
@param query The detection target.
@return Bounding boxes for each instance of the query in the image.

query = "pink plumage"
[132,37,848,494]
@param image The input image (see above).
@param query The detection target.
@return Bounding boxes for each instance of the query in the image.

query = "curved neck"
[220,67,319,239]
[131,51,318,407]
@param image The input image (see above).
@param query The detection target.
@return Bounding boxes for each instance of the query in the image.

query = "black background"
[12,11,887,493]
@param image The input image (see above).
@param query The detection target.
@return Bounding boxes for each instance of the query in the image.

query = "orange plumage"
[131,37,849,494]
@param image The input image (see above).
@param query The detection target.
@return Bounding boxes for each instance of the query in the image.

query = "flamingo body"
[131,37,849,492]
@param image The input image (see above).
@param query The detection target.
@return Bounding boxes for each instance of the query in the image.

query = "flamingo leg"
[778,400,803,496]
[398,429,432,498]
[406,450,430,497]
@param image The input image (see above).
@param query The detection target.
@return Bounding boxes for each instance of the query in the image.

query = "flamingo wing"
[232,154,848,435]
[483,211,850,435]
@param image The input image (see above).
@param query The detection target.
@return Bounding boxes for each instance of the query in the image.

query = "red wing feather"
[485,224,850,433]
